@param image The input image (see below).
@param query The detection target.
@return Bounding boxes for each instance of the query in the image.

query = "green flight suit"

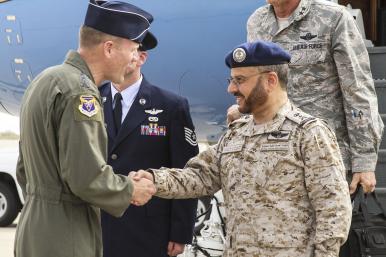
[14,51,133,257]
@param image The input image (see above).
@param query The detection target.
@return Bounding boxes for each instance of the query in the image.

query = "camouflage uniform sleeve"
[57,93,133,217]
[152,145,222,199]
[300,121,352,257]
[332,9,384,172]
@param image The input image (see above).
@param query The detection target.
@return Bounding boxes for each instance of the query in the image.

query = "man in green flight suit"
[14,1,156,257]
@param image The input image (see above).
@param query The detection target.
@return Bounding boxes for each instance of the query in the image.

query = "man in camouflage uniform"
[229,0,384,194]
[14,2,156,257]
[133,41,352,257]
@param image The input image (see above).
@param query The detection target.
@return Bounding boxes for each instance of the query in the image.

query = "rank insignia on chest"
[141,123,167,136]
[267,130,291,141]
[78,95,98,117]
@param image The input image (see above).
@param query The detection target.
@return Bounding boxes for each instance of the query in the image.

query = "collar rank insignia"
[267,130,291,141]
[145,108,163,115]
[78,95,98,117]
[300,32,317,41]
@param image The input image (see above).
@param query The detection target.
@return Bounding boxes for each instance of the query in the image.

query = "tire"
[194,196,211,235]
[0,181,20,227]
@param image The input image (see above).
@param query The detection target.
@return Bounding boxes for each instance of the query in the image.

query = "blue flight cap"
[139,30,158,51]
[84,0,154,44]
[225,41,291,68]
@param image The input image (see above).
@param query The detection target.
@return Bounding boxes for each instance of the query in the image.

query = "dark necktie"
[113,92,123,132]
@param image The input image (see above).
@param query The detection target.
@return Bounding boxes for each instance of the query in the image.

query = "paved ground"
[0,140,18,257]
[0,221,16,257]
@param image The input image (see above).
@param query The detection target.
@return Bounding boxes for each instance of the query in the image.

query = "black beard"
[238,77,268,114]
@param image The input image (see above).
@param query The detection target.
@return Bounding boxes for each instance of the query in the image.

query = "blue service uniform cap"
[225,41,291,68]
[84,0,155,45]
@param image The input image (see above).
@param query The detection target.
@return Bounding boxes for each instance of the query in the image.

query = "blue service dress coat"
[99,77,199,257]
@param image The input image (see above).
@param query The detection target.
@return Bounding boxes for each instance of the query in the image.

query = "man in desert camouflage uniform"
[227,0,384,194]
[133,41,352,257]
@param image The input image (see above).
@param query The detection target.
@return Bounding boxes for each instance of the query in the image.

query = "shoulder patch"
[300,117,318,128]
[80,74,92,90]
[285,110,314,125]
[73,95,102,121]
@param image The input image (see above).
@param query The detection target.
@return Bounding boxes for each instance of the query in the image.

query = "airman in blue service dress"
[100,32,198,256]
[100,79,199,257]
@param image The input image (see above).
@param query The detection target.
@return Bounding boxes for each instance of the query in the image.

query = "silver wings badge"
[145,108,163,115]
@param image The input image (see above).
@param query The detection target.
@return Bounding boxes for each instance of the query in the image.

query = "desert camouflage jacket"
[153,101,352,257]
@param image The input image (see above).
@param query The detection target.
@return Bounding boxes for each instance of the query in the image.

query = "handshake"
[129,170,156,206]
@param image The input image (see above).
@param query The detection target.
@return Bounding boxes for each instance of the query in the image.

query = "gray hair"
[256,64,289,90]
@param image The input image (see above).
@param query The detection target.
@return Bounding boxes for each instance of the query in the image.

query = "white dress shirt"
[111,75,142,123]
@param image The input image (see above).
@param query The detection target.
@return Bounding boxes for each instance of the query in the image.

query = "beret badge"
[233,48,246,63]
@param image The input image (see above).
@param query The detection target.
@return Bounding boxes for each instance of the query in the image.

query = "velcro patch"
[74,95,102,121]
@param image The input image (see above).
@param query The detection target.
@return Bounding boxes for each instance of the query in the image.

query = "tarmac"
[0,220,17,257]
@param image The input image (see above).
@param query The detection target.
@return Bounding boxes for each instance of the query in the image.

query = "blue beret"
[225,41,291,68]
[84,0,155,45]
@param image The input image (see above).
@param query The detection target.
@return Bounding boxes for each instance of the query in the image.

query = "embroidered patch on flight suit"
[141,123,166,136]
[184,127,198,146]
[80,74,92,90]
[73,95,102,121]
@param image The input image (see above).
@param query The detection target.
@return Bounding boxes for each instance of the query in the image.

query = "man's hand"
[131,169,154,182]
[226,104,241,125]
[349,171,376,194]
[130,176,156,206]
[167,241,185,257]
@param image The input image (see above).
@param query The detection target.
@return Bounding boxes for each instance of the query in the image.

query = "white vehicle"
[0,140,24,227]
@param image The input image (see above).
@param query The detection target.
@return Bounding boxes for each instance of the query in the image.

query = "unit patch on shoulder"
[73,95,102,122]
[184,127,198,146]
[79,95,98,117]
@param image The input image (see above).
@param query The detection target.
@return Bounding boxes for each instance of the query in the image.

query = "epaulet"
[229,115,250,129]
[285,110,317,128]
[79,73,93,90]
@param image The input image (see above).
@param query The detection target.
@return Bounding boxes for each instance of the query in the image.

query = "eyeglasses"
[227,71,270,87]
